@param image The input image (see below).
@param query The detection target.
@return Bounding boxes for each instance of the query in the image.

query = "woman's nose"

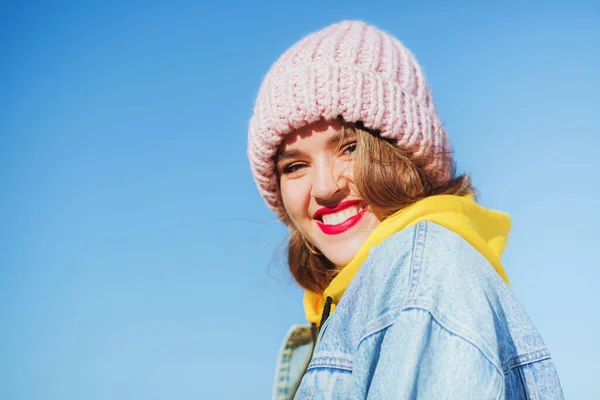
[310,161,348,202]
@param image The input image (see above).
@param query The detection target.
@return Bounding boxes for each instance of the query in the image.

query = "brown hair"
[281,123,476,293]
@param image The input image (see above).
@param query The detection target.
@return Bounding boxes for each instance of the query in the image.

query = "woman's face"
[277,120,381,267]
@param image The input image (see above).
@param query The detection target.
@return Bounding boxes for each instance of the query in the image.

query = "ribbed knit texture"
[248,21,452,215]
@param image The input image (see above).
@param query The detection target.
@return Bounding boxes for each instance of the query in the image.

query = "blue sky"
[1,1,598,398]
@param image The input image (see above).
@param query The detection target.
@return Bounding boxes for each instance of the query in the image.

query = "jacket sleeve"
[352,307,504,399]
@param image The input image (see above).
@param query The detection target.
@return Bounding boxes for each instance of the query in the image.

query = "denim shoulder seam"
[405,221,428,304]
[358,306,505,377]
[407,306,504,377]
[357,306,504,398]
[359,306,504,377]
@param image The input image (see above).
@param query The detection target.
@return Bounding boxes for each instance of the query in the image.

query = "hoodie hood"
[304,195,511,325]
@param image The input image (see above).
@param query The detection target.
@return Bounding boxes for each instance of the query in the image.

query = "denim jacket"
[273,221,564,399]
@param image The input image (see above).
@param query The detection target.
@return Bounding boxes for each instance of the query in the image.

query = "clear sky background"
[1,1,598,399]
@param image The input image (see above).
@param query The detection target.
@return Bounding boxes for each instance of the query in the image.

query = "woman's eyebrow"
[275,130,356,161]
[275,149,302,163]
[327,130,356,147]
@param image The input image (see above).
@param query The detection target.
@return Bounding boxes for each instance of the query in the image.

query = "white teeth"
[321,206,362,225]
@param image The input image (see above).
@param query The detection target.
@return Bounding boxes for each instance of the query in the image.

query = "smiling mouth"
[314,201,367,235]
[317,204,364,225]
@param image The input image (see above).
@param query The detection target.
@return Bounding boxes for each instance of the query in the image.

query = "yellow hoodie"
[304,195,511,325]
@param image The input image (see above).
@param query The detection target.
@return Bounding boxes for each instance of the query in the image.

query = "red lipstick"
[314,200,367,235]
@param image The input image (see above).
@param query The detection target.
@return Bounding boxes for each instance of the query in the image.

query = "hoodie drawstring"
[310,296,334,344]
[319,296,333,330]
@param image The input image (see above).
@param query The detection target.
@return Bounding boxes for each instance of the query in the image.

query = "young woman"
[248,20,564,399]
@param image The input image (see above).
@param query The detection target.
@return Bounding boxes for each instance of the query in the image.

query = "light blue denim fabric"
[273,221,564,399]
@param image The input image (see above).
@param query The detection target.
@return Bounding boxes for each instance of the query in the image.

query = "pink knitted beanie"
[248,20,453,215]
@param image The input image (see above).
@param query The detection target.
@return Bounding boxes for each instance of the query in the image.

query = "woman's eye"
[342,142,357,155]
[282,163,305,175]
